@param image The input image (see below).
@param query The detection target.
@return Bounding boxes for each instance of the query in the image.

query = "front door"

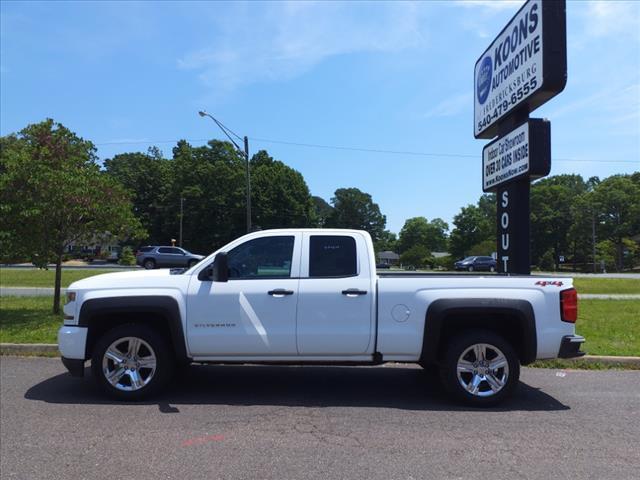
[296,233,374,355]
[187,233,301,356]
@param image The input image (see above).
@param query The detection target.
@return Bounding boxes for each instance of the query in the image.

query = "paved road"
[1,357,639,480]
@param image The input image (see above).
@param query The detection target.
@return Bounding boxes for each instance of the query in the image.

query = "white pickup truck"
[59,229,584,406]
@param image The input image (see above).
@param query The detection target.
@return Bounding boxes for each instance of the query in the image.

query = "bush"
[538,249,556,271]
[433,255,455,271]
[400,245,434,269]
[119,247,136,266]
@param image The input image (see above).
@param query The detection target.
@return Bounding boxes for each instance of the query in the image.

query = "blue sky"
[1,0,639,234]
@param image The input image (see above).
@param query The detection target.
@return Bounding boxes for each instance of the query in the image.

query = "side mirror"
[198,252,229,282]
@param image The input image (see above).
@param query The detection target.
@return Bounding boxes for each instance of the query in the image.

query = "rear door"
[296,233,374,355]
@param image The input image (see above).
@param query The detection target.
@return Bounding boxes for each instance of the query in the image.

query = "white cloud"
[582,0,640,38]
[178,2,430,93]
[454,0,524,12]
[423,92,472,118]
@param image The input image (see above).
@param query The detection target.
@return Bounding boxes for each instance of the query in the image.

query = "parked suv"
[454,256,496,272]
[135,246,204,270]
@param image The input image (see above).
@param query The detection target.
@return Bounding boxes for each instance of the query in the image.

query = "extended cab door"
[296,233,374,355]
[186,233,301,356]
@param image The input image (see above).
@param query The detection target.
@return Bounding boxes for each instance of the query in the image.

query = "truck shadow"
[25,364,569,412]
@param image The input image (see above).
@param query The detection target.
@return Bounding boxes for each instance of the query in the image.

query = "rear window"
[309,236,357,277]
[139,247,154,253]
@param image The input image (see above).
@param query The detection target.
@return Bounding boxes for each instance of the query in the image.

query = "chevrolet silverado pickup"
[59,229,584,406]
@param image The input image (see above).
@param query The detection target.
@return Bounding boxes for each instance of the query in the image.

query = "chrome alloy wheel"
[102,337,157,392]
[456,343,509,397]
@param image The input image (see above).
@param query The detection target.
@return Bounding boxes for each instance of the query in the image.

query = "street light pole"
[179,196,184,247]
[244,135,251,233]
[198,110,252,233]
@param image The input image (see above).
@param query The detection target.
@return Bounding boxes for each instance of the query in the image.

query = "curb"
[566,355,640,367]
[1,343,638,367]
[0,343,58,355]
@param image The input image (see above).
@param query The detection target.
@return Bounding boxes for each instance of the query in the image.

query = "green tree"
[374,230,398,254]
[326,187,386,242]
[0,119,144,312]
[311,196,333,227]
[397,217,448,253]
[589,175,640,270]
[530,174,587,268]
[449,205,486,259]
[103,147,170,245]
[168,139,246,253]
[249,150,315,229]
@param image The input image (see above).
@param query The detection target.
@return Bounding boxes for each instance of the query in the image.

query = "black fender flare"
[420,298,537,365]
[78,296,189,362]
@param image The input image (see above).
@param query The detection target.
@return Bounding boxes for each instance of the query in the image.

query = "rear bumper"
[558,335,586,358]
[61,357,85,377]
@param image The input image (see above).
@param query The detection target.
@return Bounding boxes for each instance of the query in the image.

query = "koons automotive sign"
[473,0,566,139]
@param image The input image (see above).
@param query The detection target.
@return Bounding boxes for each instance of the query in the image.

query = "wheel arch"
[79,296,190,363]
[420,298,537,366]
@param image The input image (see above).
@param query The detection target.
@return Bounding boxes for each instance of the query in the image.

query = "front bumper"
[558,335,586,358]
[58,325,88,360]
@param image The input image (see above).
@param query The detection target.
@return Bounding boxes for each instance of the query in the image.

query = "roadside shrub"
[119,247,136,266]
[538,249,556,271]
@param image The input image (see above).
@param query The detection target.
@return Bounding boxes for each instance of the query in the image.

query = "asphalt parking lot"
[1,357,639,480]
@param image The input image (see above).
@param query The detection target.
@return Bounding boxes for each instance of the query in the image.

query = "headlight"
[66,291,76,303]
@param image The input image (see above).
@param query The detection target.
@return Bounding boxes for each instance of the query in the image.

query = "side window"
[309,236,357,278]
[158,247,181,254]
[227,236,294,279]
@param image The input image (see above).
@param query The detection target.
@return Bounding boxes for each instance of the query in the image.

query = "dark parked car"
[135,246,204,270]
[454,256,496,272]
[376,263,391,269]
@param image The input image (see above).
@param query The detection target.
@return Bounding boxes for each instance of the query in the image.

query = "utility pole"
[179,196,184,247]
[198,111,252,233]
[244,135,251,233]
[592,214,596,273]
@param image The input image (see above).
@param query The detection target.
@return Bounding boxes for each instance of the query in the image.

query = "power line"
[92,136,640,164]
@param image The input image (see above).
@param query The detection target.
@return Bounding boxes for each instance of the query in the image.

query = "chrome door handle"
[268,289,294,296]
[342,289,367,296]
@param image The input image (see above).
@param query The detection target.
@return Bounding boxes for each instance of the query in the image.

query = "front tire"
[439,329,519,407]
[91,324,174,401]
[467,266,474,272]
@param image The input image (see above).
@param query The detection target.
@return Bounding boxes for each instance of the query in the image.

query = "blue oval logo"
[476,56,492,105]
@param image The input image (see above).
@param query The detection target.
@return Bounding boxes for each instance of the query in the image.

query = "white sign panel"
[474,0,543,138]
[483,122,530,191]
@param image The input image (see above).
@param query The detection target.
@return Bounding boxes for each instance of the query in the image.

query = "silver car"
[135,246,204,270]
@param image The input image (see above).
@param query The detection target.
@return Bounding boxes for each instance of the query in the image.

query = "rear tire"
[91,324,174,401]
[439,329,519,407]
[143,259,155,270]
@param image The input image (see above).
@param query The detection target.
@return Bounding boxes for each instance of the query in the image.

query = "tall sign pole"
[474,0,567,274]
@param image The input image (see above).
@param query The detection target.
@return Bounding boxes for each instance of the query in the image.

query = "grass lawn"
[1,296,638,358]
[0,268,134,288]
[573,277,640,294]
[0,296,61,344]
[576,299,640,356]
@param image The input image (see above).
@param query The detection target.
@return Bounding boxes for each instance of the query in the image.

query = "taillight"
[560,288,578,323]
